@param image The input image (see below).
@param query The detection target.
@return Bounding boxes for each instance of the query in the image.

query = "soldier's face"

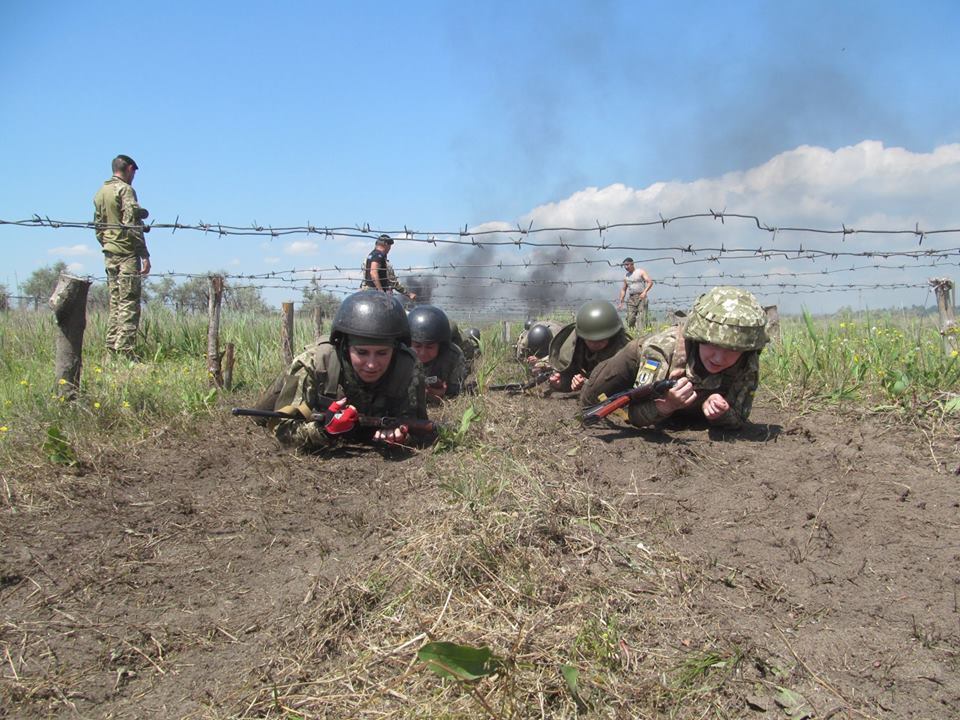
[698,343,743,374]
[584,338,609,353]
[623,262,634,273]
[412,341,440,364]
[348,344,394,383]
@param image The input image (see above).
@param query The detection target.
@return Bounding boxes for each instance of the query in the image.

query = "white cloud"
[49,244,97,257]
[66,262,85,273]
[264,256,280,265]
[285,240,319,255]
[444,141,960,314]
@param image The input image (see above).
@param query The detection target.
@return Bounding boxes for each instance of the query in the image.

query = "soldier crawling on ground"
[548,301,630,393]
[254,291,428,450]
[581,286,769,429]
[407,304,467,403]
[515,320,564,369]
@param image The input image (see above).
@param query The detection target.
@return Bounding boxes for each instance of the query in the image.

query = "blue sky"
[3,1,960,316]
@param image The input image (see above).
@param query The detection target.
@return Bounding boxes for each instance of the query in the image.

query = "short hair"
[112,154,138,173]
[376,234,394,246]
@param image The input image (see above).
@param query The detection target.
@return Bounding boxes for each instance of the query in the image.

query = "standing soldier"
[408,305,467,402]
[581,287,769,429]
[617,257,654,334]
[260,291,428,449]
[93,154,151,359]
[548,301,630,392]
[363,234,416,301]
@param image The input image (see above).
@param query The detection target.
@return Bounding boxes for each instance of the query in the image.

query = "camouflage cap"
[683,286,768,351]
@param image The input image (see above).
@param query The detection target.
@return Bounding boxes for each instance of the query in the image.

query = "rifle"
[579,378,676,426]
[487,370,553,393]
[232,398,441,436]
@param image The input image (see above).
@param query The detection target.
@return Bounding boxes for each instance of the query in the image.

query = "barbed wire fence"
[3,211,957,386]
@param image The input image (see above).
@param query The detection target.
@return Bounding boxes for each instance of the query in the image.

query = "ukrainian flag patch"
[636,358,660,385]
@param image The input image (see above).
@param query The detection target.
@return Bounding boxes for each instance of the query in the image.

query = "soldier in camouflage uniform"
[449,321,480,372]
[408,305,467,403]
[262,291,428,449]
[548,301,630,392]
[581,286,769,429]
[516,320,564,367]
[93,154,151,357]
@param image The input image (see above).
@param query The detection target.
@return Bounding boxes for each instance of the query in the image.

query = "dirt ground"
[1,393,958,719]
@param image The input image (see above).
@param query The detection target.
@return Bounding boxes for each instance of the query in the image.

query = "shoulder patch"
[636,357,660,385]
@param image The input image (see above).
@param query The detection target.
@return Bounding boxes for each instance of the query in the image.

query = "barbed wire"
[3,212,958,249]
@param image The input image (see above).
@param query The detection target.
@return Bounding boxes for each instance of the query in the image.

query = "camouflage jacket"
[548,324,630,392]
[93,177,149,258]
[515,321,564,363]
[270,341,427,449]
[580,324,761,428]
[423,343,467,397]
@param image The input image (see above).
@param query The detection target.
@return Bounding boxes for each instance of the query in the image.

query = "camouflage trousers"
[104,253,142,354]
[625,293,649,333]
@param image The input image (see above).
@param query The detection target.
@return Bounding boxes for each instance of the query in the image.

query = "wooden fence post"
[49,274,92,400]
[207,275,224,388]
[281,302,295,366]
[930,278,957,353]
[501,320,510,344]
[314,305,324,342]
[223,342,235,391]
[763,305,781,344]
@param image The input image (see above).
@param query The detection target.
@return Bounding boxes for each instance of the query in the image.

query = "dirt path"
[1,397,957,718]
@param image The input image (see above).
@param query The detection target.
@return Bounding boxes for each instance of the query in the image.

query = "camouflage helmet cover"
[683,286,768,351]
[526,323,554,356]
[407,304,453,344]
[331,290,410,345]
[574,300,623,341]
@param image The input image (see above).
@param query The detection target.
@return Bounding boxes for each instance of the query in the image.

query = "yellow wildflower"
[0,426,8,433]
[952,350,958,358]
[94,402,101,409]
[58,378,67,385]
[122,401,130,408]
[19,380,29,387]
[95,367,103,374]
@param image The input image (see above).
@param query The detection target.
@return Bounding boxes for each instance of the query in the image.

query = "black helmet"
[524,319,534,331]
[526,323,553,357]
[331,291,410,345]
[467,327,481,345]
[407,304,452,344]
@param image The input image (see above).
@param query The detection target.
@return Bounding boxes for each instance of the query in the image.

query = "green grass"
[1,306,957,475]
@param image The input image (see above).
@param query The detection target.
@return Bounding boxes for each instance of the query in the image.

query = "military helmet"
[574,301,623,341]
[467,327,481,344]
[407,304,452,344]
[524,319,534,331]
[683,286,768,352]
[331,290,410,345]
[526,323,554,356]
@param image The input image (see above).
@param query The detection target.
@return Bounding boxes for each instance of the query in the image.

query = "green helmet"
[683,286,768,351]
[575,301,622,341]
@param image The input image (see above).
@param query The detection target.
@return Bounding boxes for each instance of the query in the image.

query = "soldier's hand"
[654,376,697,416]
[571,373,587,391]
[324,398,359,435]
[701,393,730,421]
[426,380,448,400]
[374,425,409,445]
[141,258,152,276]
[408,292,417,301]
[548,372,563,389]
